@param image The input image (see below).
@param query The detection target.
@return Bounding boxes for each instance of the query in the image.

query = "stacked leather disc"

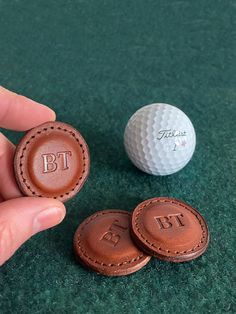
[73,197,209,276]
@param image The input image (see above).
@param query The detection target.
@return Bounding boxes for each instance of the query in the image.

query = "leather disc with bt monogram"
[131,197,209,262]
[74,210,151,276]
[14,121,90,202]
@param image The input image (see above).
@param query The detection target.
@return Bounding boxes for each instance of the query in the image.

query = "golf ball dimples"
[124,103,196,175]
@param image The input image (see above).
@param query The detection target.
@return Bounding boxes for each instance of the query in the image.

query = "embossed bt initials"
[42,151,72,173]
[155,213,185,230]
[101,219,128,247]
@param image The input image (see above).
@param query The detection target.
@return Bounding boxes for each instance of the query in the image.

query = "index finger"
[0,86,56,131]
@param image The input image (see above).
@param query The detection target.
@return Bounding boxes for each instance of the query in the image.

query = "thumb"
[0,197,66,266]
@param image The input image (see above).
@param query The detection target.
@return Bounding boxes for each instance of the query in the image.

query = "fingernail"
[33,207,65,234]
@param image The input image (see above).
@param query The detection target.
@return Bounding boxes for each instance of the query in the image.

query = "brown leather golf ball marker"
[14,121,90,202]
[74,210,151,276]
[131,197,209,262]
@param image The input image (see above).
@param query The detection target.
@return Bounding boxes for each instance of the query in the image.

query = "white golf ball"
[124,103,196,175]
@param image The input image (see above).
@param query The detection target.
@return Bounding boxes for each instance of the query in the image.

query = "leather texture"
[14,121,90,202]
[131,197,209,262]
[74,210,151,276]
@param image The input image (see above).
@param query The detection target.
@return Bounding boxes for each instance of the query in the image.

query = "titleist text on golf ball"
[124,103,196,176]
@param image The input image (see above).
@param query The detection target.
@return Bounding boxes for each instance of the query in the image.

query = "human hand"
[0,86,66,266]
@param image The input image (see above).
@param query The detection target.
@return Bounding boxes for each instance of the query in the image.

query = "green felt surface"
[0,0,235,313]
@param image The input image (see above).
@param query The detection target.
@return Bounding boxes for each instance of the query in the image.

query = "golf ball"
[124,103,196,175]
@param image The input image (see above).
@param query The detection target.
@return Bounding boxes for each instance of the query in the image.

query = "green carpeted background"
[0,1,235,313]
